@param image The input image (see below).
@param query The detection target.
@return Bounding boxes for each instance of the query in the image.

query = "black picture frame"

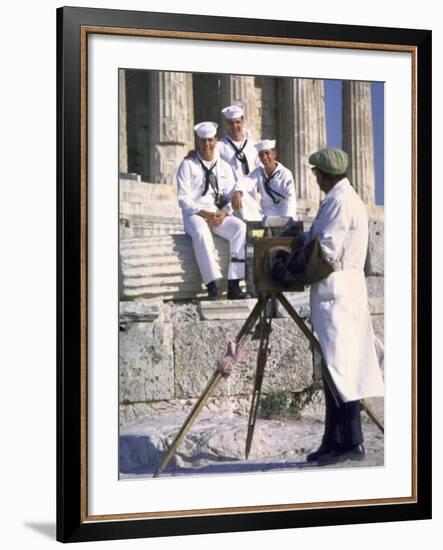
[56,6,432,543]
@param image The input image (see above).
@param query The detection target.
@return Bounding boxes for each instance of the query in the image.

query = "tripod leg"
[153,297,267,478]
[361,399,384,433]
[153,370,221,478]
[245,301,273,459]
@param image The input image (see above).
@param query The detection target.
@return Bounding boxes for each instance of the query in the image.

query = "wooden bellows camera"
[245,217,305,296]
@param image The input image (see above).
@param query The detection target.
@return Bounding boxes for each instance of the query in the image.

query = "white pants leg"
[183,214,246,284]
[211,215,246,280]
[183,214,222,285]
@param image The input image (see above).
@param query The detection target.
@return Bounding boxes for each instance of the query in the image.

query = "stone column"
[119,70,128,174]
[342,81,376,205]
[148,72,195,185]
[219,75,259,140]
[125,70,150,179]
[278,79,327,212]
[255,76,278,140]
[193,73,222,126]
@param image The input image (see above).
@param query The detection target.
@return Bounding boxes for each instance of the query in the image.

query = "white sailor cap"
[194,121,218,139]
[221,104,244,119]
[255,139,276,152]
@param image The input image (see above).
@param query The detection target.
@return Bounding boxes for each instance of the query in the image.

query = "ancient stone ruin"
[118,71,384,474]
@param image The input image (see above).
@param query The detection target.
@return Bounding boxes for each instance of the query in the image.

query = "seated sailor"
[176,121,249,300]
[231,139,297,221]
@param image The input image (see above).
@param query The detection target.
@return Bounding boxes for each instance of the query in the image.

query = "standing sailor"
[217,104,260,180]
[302,148,384,465]
[176,121,249,300]
[217,104,262,221]
[231,140,297,220]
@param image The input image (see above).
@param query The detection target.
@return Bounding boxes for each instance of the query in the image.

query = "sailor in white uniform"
[302,148,384,465]
[216,104,260,181]
[216,104,262,221]
[231,140,297,220]
[176,121,249,300]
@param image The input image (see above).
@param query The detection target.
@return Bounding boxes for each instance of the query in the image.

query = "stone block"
[198,299,256,320]
[169,302,200,323]
[120,300,164,324]
[371,315,384,344]
[119,322,174,403]
[365,219,384,276]
[368,297,384,315]
[366,276,384,298]
[274,291,311,319]
[174,319,313,399]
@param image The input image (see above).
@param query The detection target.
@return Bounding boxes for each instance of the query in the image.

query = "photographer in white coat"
[303,148,385,466]
[176,121,249,301]
[231,139,297,220]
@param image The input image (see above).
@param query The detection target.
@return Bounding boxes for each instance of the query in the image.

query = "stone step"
[120,234,231,300]
[120,227,185,239]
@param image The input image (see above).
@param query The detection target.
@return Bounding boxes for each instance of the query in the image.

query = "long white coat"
[306,178,384,402]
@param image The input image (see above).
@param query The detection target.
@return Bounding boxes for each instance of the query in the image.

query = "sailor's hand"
[231,191,243,212]
[197,210,215,223]
[210,211,228,227]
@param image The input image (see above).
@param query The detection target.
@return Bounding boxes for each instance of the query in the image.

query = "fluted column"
[219,75,259,140]
[148,72,194,184]
[119,70,128,173]
[342,81,376,205]
[278,79,327,211]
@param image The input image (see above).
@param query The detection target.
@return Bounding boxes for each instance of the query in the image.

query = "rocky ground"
[119,411,384,479]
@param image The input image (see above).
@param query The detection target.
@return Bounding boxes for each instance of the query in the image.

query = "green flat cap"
[309,148,349,176]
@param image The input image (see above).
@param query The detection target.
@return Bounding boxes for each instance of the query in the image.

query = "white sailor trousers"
[183,214,246,285]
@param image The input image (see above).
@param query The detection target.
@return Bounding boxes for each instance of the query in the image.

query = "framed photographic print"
[57,6,432,543]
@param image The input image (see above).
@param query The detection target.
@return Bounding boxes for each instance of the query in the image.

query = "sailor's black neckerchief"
[262,166,285,204]
[226,137,250,175]
[196,153,219,198]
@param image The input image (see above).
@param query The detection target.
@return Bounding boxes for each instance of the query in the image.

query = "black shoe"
[206,280,222,301]
[306,443,335,463]
[316,444,365,466]
[227,279,250,300]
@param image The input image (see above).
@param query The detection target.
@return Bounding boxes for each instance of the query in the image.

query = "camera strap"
[226,137,250,175]
[262,168,285,204]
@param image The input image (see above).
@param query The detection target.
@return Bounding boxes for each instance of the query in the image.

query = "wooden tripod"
[154,292,383,478]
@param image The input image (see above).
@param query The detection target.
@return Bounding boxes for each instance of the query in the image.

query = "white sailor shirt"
[176,153,236,216]
[235,162,297,219]
[216,135,260,182]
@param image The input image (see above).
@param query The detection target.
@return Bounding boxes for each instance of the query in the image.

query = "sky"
[324,80,384,205]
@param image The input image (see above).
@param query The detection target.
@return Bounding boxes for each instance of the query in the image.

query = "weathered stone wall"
[118,178,384,427]
[119,214,384,427]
